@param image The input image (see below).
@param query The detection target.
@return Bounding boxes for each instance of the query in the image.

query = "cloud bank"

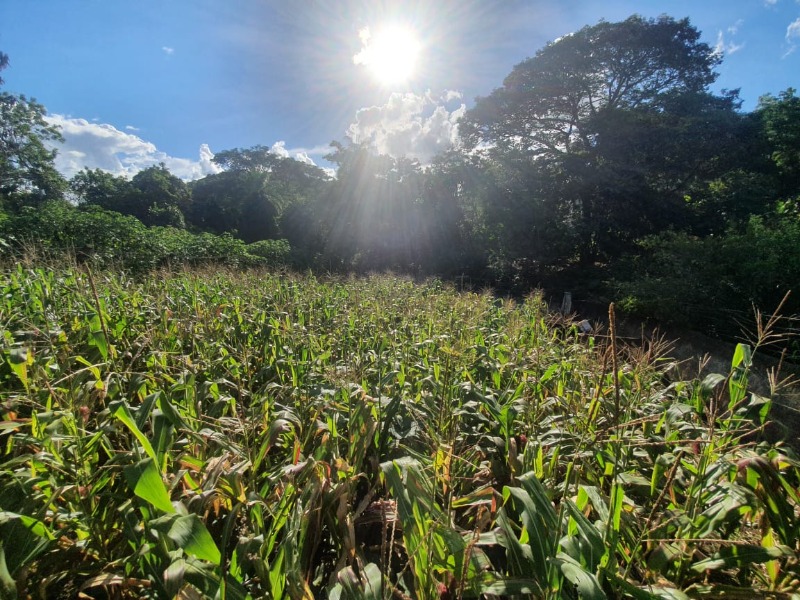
[347,91,466,163]
[45,115,222,181]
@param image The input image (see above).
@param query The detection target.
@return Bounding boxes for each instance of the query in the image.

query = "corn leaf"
[123,458,175,513]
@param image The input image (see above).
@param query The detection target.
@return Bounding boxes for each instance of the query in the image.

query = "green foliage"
[70,168,133,212]
[246,238,291,267]
[188,170,278,241]
[461,15,720,157]
[0,201,276,271]
[0,265,797,598]
[613,217,800,329]
[0,93,66,207]
[757,88,800,184]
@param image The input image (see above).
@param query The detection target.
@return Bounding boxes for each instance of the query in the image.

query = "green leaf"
[7,348,30,391]
[0,513,53,579]
[561,499,605,572]
[150,513,221,565]
[690,544,787,572]
[123,458,175,513]
[729,343,752,408]
[553,553,607,600]
[111,399,157,461]
[0,542,16,600]
[0,511,54,541]
[88,312,109,360]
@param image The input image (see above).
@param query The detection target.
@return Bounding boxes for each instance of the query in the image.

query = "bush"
[0,202,260,272]
[246,239,291,267]
[611,217,800,330]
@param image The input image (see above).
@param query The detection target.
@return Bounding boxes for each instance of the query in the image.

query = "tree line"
[1,15,799,329]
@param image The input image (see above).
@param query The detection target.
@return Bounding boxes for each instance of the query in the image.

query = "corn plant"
[0,264,798,599]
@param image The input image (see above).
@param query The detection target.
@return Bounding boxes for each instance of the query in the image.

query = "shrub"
[246,238,291,267]
[612,217,800,330]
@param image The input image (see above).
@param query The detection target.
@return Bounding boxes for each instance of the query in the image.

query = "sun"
[353,25,421,87]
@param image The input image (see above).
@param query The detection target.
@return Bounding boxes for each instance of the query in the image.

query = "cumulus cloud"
[125,125,140,131]
[269,140,334,172]
[293,152,316,166]
[162,46,174,55]
[347,90,466,163]
[269,140,290,158]
[45,115,222,181]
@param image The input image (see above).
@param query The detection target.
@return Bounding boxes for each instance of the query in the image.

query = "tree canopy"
[0,51,66,207]
[460,15,720,158]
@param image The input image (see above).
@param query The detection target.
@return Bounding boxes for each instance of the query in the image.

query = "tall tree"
[0,51,8,85]
[70,168,132,212]
[0,93,65,207]
[460,15,720,158]
[0,51,66,208]
[756,88,800,200]
[189,170,277,241]
[190,146,331,242]
[130,163,190,227]
[459,15,729,264]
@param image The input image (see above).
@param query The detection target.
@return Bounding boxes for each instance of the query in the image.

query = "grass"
[1,263,798,599]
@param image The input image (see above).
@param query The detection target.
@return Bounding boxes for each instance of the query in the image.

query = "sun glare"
[353,25,421,87]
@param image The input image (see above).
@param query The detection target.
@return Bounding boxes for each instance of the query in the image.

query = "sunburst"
[353,25,421,87]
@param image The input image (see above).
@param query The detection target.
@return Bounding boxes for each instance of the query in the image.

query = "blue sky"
[1,0,799,179]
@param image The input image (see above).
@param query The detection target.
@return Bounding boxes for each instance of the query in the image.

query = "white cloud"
[125,125,140,132]
[714,30,745,56]
[270,140,290,158]
[727,20,743,35]
[45,115,222,181]
[162,46,174,55]
[764,0,778,5]
[270,140,333,170]
[293,152,315,166]
[788,17,800,39]
[785,17,800,56]
[352,27,373,67]
[346,91,465,163]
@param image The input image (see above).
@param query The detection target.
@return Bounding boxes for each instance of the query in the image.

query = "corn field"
[1,264,798,599]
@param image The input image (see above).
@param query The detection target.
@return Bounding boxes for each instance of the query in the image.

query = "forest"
[2,14,800,600]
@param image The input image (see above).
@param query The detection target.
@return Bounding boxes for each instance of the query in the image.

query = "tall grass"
[0,264,798,599]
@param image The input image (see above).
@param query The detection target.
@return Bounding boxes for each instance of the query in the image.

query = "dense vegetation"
[1,265,798,599]
[2,16,799,329]
[2,14,800,599]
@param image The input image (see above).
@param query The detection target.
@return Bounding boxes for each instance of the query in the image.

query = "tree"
[70,168,133,212]
[107,164,190,227]
[756,88,800,205]
[189,146,331,243]
[189,170,277,241]
[0,51,8,85]
[0,93,66,207]
[212,145,279,173]
[313,141,452,272]
[461,15,720,158]
[0,51,65,208]
[459,15,729,264]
